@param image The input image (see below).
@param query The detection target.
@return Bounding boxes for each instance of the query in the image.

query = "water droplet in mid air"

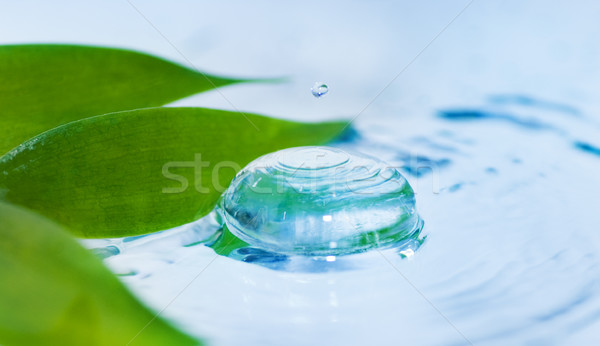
[311,82,329,98]
[216,146,423,256]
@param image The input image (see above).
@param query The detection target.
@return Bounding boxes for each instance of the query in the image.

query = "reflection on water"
[487,94,582,117]
[574,141,600,157]
[86,94,600,345]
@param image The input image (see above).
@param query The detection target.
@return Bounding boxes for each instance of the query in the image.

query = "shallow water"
[85,94,600,346]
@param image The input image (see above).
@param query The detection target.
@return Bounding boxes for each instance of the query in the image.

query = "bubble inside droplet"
[311,82,329,97]
[216,146,423,256]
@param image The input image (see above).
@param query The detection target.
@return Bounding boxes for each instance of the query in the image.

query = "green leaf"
[0,201,200,346]
[0,107,346,238]
[0,44,247,155]
[209,226,251,256]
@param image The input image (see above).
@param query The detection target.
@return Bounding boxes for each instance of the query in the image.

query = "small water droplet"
[311,82,329,98]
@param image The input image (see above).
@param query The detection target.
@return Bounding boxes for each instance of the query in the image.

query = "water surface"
[91,94,600,345]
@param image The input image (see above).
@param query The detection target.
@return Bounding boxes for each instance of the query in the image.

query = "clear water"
[311,82,329,98]
[86,94,600,345]
[16,1,595,344]
[217,146,422,256]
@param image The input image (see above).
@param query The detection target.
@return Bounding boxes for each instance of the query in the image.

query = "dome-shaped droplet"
[311,82,329,97]
[217,146,423,256]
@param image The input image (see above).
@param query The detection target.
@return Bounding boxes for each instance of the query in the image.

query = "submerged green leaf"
[210,226,251,257]
[0,107,346,238]
[0,44,248,155]
[0,201,199,346]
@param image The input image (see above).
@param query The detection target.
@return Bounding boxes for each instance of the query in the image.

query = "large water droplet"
[217,146,423,256]
[311,82,329,98]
